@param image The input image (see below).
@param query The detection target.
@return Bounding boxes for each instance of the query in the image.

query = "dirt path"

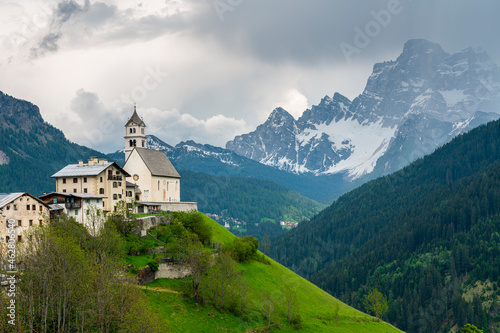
[137,285,182,294]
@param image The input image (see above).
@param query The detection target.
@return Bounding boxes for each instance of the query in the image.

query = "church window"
[141,128,144,134]
[129,128,133,134]
[142,140,145,147]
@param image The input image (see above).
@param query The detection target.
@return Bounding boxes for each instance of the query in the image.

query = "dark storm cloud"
[190,0,500,66]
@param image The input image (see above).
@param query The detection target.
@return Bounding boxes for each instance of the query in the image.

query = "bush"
[227,236,259,262]
[173,212,212,244]
[147,260,159,272]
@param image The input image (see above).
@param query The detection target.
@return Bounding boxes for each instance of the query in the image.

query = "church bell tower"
[124,104,146,160]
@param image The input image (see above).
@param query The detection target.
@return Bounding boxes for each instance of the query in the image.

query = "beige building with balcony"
[0,193,50,243]
[51,158,130,213]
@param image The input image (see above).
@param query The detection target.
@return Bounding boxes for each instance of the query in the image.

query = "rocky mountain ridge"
[226,39,500,179]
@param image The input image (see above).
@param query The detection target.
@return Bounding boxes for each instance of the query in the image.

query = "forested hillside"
[270,119,500,332]
[180,170,325,240]
[0,91,106,194]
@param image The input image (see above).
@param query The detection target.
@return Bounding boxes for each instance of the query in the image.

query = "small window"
[130,128,133,134]
[84,188,88,193]
[141,128,144,134]
[17,235,22,242]
[113,182,117,188]
[100,177,103,182]
[29,220,33,226]
[73,189,77,193]
[113,194,117,200]
[26,205,30,210]
[63,189,67,193]
[73,178,78,183]
[13,204,17,211]
[99,188,104,194]
[118,194,122,199]
[116,171,120,175]
[5,236,9,242]
[6,205,10,210]
[39,220,43,226]
[39,205,43,212]
[63,178,66,184]
[32,204,35,210]
[142,140,145,147]
[18,220,22,227]
[158,181,160,190]
[86,199,90,204]
[118,182,121,187]
[84,177,87,183]
[53,198,57,203]
[75,210,78,216]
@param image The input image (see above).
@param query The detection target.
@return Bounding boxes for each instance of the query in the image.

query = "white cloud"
[61,89,250,153]
[273,89,309,120]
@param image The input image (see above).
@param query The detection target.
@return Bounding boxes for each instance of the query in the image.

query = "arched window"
[133,128,136,134]
[129,128,133,134]
[133,139,137,146]
[129,139,134,147]
[142,140,145,147]
[141,128,144,134]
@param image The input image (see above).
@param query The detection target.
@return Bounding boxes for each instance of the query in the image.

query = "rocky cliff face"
[226,39,500,179]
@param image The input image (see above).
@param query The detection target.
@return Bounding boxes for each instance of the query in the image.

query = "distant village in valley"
[0,106,197,242]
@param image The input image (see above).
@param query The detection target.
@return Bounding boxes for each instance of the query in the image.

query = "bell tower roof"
[125,105,146,127]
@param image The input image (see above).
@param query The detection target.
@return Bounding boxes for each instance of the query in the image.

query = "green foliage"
[147,260,159,272]
[363,289,388,320]
[270,119,500,332]
[461,323,483,333]
[227,235,259,262]
[172,211,213,244]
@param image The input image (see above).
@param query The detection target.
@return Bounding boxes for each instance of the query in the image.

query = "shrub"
[173,212,212,244]
[147,260,159,272]
[227,236,259,262]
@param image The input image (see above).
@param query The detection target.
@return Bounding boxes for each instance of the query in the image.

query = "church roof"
[132,147,180,178]
[125,107,145,127]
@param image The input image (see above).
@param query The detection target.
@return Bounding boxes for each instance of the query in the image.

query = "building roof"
[131,147,180,178]
[51,161,130,178]
[125,108,146,127]
[0,192,49,209]
[0,193,24,209]
[49,204,65,211]
[126,181,136,187]
[39,192,107,200]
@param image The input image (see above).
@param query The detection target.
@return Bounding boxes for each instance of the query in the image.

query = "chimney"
[78,160,84,166]
[99,159,108,165]
[88,157,97,166]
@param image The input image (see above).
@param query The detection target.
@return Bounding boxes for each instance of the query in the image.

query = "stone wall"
[155,262,192,279]
[159,202,198,212]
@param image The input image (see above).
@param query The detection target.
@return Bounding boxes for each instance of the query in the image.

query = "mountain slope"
[269,119,500,332]
[142,213,402,332]
[179,170,326,240]
[227,39,500,180]
[109,135,347,203]
[0,91,106,194]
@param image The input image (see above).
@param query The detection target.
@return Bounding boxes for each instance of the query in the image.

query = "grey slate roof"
[0,193,49,209]
[51,162,130,178]
[0,193,24,209]
[126,109,145,127]
[133,147,180,178]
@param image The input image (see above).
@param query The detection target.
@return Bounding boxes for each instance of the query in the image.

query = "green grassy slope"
[141,215,402,332]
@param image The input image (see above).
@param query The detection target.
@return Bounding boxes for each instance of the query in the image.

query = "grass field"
[136,214,402,332]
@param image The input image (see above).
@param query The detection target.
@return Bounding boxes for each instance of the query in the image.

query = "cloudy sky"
[1,0,499,152]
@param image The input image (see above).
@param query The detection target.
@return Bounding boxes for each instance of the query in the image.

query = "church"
[123,106,196,213]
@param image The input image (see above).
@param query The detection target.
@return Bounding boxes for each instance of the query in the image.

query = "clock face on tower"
[133,174,139,181]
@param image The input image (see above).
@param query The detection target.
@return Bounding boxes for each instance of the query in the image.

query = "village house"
[51,158,130,213]
[0,193,50,243]
[39,192,106,233]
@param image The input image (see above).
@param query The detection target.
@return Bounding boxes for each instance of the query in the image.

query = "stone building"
[0,193,50,243]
